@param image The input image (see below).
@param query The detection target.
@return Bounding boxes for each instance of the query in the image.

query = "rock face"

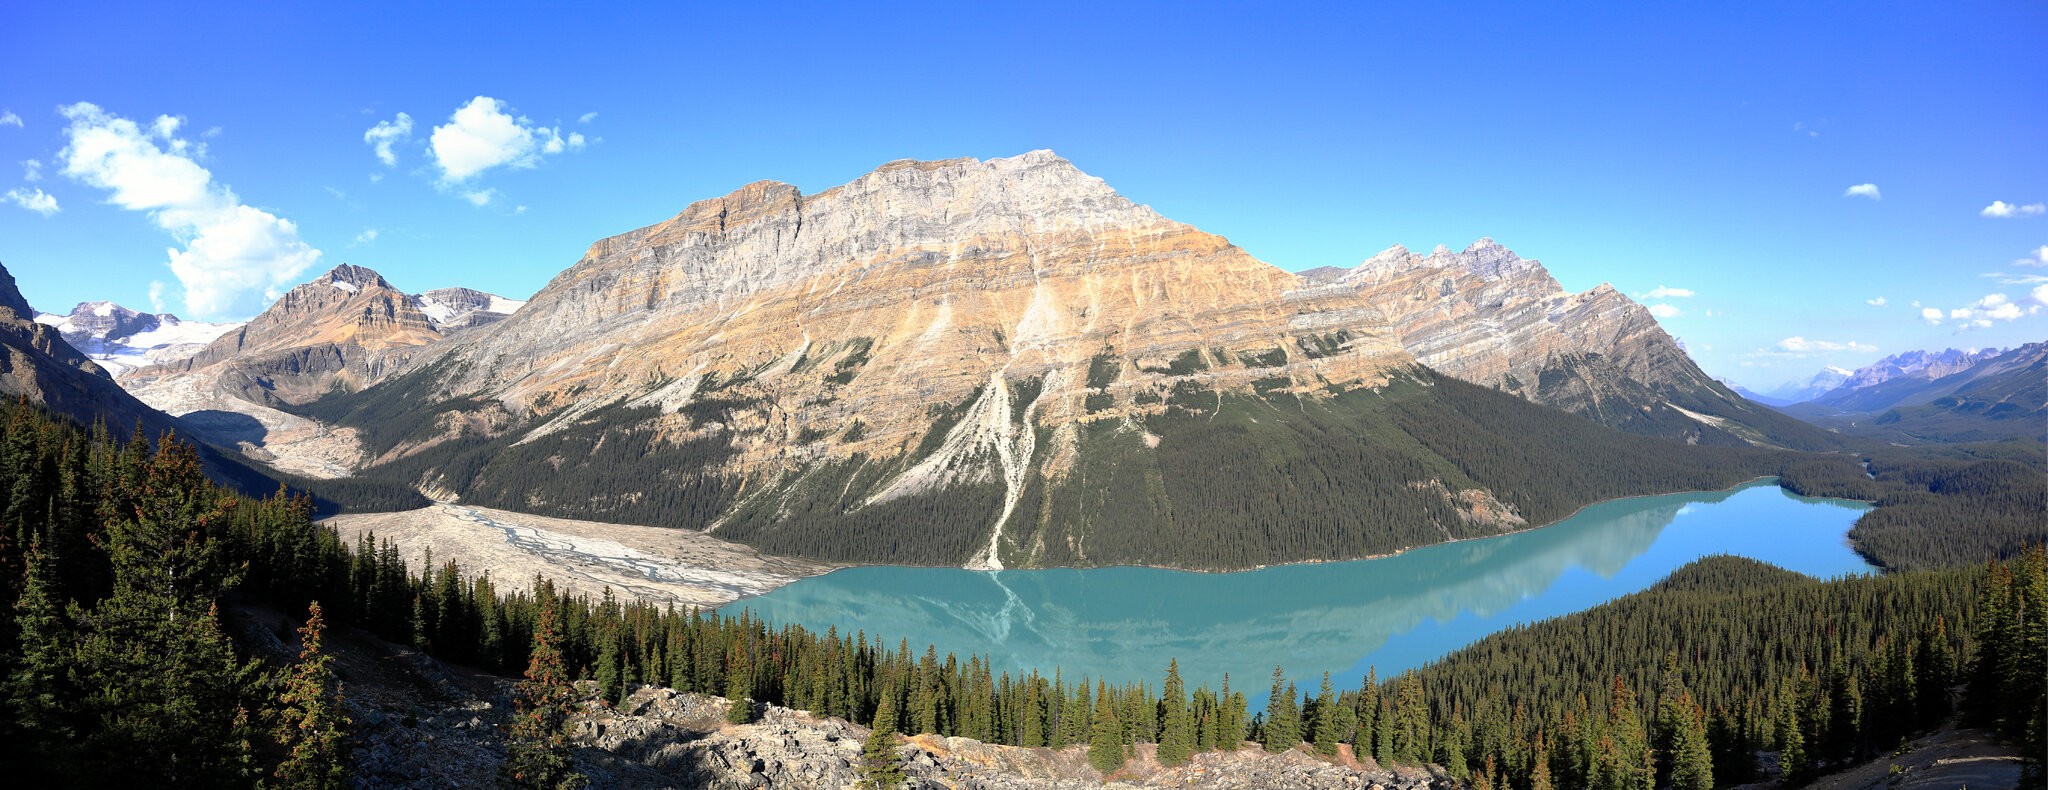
[34,301,240,376]
[0,262,182,438]
[1310,239,1821,447]
[139,263,444,406]
[116,265,524,476]
[287,151,1825,568]
[417,287,526,331]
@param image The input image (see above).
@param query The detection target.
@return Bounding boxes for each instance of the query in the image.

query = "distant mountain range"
[32,301,240,377]
[1781,344,2045,443]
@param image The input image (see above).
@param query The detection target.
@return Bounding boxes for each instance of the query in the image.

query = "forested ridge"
[0,398,2040,788]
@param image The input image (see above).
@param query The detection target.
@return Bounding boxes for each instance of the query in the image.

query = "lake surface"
[725,479,1874,697]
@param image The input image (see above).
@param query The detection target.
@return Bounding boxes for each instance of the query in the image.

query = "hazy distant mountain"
[1793,347,2009,416]
[1771,366,1853,404]
[1782,344,2046,443]
[34,301,239,376]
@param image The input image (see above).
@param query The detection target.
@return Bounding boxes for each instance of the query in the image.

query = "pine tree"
[502,603,585,789]
[1088,680,1126,774]
[1157,659,1194,766]
[595,621,624,707]
[1311,671,1340,756]
[4,538,74,781]
[859,684,906,789]
[726,660,754,725]
[273,601,350,789]
[71,443,261,787]
[1263,667,1301,752]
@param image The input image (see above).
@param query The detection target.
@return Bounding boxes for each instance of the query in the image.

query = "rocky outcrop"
[417,286,524,331]
[136,263,444,406]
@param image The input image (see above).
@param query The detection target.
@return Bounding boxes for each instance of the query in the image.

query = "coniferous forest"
[0,397,2041,788]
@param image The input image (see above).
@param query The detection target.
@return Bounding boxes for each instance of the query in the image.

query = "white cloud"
[1844,183,1881,201]
[578,112,598,124]
[1920,307,1943,325]
[1981,200,2046,218]
[363,112,414,167]
[1778,337,1876,353]
[1865,296,1887,307]
[1949,293,2024,325]
[2033,283,2048,307]
[429,96,581,183]
[20,159,41,182]
[0,111,21,128]
[59,102,320,319]
[1640,285,1695,299]
[5,188,59,216]
[352,228,378,245]
[2017,245,2048,267]
[147,281,167,312]
[1647,303,1682,318]
[463,188,494,206]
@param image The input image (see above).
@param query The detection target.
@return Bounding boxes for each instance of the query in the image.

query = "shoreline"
[721,474,1870,605]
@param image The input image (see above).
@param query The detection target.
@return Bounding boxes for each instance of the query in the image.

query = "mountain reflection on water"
[727,480,1873,695]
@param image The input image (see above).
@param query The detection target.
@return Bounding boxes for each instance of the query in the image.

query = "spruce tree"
[1088,681,1126,775]
[725,662,754,725]
[1311,671,1339,756]
[5,538,74,781]
[859,684,906,789]
[273,601,350,789]
[1157,659,1194,766]
[502,603,584,789]
[595,622,624,707]
[1263,667,1301,752]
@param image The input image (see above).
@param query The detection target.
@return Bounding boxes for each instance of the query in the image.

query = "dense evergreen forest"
[0,398,2040,788]
[1777,440,2048,570]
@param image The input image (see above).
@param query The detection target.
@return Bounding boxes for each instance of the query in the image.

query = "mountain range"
[267,152,1826,568]
[23,150,2029,571]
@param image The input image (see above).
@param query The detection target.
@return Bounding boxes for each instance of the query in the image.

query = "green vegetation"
[1777,443,2047,570]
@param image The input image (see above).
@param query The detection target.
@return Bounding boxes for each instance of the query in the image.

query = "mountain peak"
[316,263,392,293]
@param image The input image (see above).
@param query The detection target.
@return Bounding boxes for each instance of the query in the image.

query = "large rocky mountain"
[0,263,183,438]
[292,151,1815,569]
[118,264,523,478]
[34,301,240,376]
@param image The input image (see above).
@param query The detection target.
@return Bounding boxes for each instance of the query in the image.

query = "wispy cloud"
[1638,285,1695,299]
[1981,200,2045,218]
[20,159,41,182]
[352,228,378,245]
[1779,336,1875,353]
[1865,296,1887,307]
[578,112,598,124]
[0,111,21,128]
[4,187,59,216]
[1646,303,1682,318]
[363,112,414,167]
[1844,183,1881,201]
[2016,245,2048,268]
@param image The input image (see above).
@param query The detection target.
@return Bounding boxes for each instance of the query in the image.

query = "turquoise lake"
[725,479,1874,696]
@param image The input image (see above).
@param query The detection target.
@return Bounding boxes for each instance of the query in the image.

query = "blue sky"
[1,2,2042,389]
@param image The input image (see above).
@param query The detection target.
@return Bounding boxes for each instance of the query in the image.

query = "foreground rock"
[231,606,1453,790]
